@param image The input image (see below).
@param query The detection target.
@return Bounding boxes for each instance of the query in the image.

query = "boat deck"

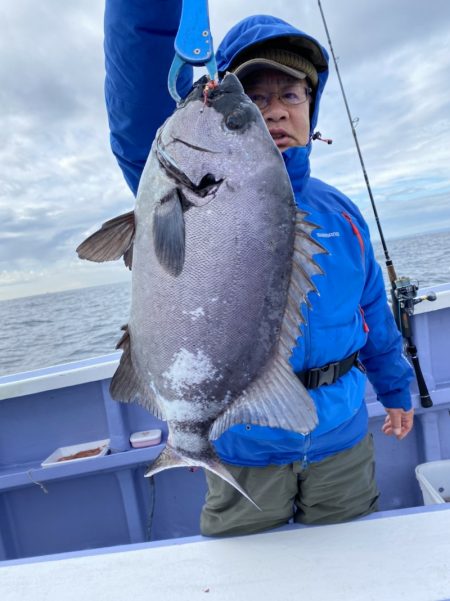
[2,505,450,601]
[0,283,449,563]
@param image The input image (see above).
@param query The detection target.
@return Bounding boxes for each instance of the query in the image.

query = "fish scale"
[76,73,326,506]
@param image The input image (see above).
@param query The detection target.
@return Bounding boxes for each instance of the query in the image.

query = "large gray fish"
[77,73,325,506]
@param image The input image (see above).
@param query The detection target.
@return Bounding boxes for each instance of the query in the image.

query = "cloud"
[1,0,450,300]
[0,1,135,300]
[309,17,450,236]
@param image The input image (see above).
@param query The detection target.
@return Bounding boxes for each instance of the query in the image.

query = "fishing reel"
[393,276,436,320]
[391,276,436,408]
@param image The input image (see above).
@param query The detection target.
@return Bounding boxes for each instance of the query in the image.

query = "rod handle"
[406,340,433,408]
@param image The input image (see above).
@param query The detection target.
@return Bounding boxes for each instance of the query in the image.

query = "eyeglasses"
[247,86,312,111]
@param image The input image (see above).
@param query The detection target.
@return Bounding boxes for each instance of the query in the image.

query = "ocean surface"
[1,229,450,377]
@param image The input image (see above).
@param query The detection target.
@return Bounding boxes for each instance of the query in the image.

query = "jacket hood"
[216,15,329,134]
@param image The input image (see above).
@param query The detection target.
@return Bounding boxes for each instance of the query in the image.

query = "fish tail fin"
[203,461,261,511]
[145,445,260,510]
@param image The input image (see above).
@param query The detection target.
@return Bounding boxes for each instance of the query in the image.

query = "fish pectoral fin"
[153,190,185,276]
[76,211,135,270]
[145,445,260,509]
[210,357,318,440]
[110,325,165,420]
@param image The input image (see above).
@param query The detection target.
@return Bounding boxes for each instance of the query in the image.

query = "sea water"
[1,229,450,377]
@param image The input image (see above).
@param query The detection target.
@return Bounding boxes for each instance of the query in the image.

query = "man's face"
[243,69,311,152]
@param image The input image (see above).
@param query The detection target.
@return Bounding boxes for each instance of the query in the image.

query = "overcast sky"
[1,0,449,301]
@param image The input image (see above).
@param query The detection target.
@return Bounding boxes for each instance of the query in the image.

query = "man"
[104,3,414,536]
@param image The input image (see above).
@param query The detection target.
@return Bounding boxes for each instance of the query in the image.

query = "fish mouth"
[156,133,223,207]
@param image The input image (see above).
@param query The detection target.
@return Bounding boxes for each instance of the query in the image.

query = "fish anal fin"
[153,190,185,276]
[76,211,135,267]
[145,445,260,509]
[210,357,317,441]
[110,325,164,420]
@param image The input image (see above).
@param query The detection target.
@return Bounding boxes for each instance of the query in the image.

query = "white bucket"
[415,460,450,505]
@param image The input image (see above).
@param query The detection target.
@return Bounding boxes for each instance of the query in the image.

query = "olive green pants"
[200,433,379,537]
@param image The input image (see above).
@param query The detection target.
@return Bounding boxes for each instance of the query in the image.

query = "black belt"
[295,351,363,389]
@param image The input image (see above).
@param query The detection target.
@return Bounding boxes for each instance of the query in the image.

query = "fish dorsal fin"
[153,190,185,276]
[76,211,135,269]
[289,210,328,314]
[209,355,317,440]
[110,325,165,420]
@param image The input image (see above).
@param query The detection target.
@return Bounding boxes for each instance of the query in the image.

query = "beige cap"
[232,48,318,88]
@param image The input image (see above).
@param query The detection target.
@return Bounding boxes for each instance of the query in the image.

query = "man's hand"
[382,408,414,440]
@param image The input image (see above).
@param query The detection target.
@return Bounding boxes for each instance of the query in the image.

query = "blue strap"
[168,0,218,102]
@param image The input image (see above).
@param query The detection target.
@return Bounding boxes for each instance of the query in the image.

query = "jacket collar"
[283,144,311,193]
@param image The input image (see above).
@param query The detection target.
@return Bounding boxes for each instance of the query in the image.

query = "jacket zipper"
[359,305,370,333]
[342,212,369,334]
[342,211,365,256]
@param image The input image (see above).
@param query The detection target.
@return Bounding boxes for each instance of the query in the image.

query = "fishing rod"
[317,0,436,408]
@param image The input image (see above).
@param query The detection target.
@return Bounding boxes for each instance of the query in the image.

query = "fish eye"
[225,109,247,131]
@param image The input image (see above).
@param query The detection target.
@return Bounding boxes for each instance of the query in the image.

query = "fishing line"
[316,0,435,408]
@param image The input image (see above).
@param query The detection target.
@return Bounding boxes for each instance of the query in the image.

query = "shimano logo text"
[317,231,340,238]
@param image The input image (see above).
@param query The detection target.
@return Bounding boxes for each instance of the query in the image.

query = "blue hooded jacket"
[104,2,413,466]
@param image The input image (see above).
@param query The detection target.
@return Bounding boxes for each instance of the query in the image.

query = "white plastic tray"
[40,439,110,468]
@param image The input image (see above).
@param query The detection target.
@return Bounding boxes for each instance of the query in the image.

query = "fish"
[76,73,326,506]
